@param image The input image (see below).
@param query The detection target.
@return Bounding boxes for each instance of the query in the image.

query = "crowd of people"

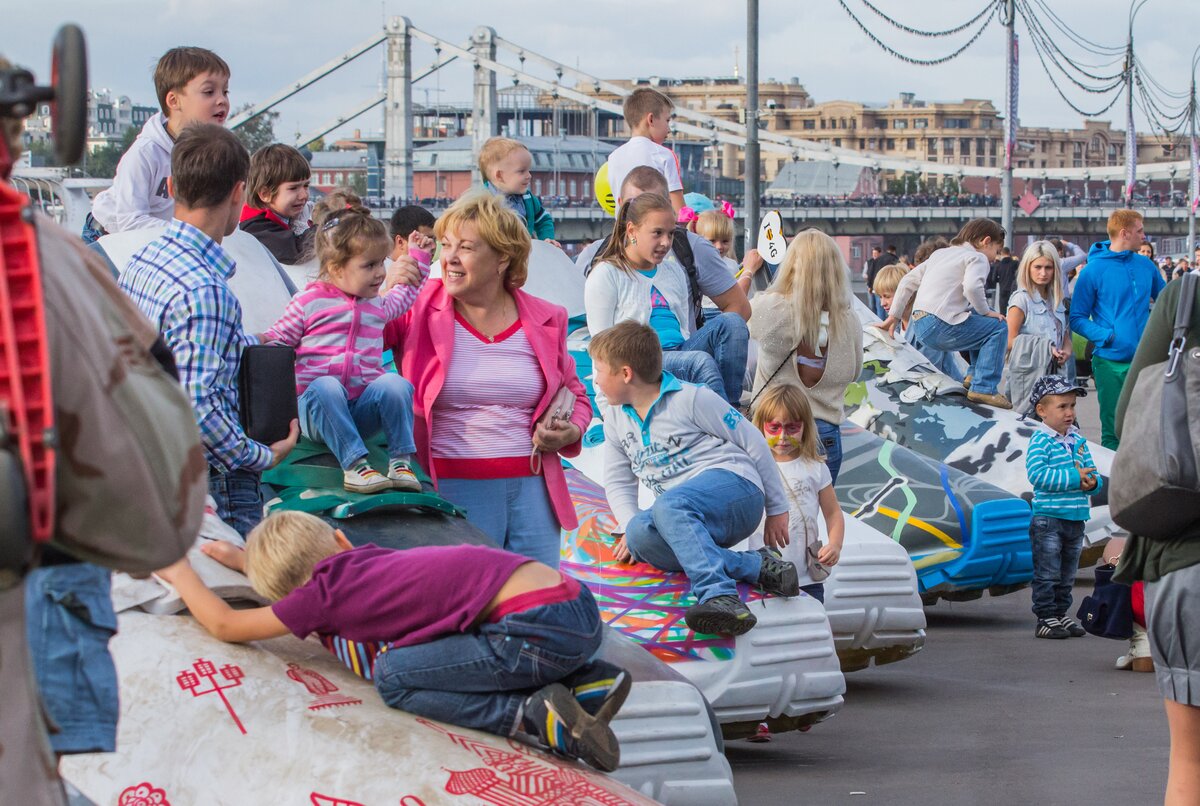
[5,43,1198,806]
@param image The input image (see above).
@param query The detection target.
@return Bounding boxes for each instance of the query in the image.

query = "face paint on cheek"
[766,433,802,450]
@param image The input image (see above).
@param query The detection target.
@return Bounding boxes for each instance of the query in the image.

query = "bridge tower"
[469,26,499,185]
[385,16,414,202]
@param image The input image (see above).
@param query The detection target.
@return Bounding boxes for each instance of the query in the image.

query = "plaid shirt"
[120,219,273,473]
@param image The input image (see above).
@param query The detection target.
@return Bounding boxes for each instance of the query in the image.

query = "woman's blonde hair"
[695,210,735,257]
[311,188,389,281]
[244,511,341,601]
[1015,240,1063,307]
[752,383,821,462]
[768,228,851,350]
[595,193,676,275]
[434,191,530,289]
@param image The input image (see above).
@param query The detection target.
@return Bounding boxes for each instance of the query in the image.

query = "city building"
[410,134,614,202]
[84,89,156,152]
[573,78,1178,184]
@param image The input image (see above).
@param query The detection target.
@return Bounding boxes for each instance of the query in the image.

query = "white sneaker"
[387,458,422,492]
[343,462,391,494]
[1115,624,1154,672]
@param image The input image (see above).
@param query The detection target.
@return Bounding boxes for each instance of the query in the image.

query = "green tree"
[348,173,368,197]
[231,103,279,153]
[84,126,139,178]
[305,137,325,152]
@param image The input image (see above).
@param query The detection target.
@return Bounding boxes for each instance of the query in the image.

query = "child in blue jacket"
[1025,376,1102,640]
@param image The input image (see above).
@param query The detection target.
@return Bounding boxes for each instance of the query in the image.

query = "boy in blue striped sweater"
[1025,376,1103,639]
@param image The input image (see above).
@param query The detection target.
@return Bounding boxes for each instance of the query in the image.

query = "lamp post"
[744,0,760,252]
[1188,44,1200,257]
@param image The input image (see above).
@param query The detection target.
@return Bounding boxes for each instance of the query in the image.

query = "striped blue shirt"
[120,219,272,473]
[1025,425,1101,521]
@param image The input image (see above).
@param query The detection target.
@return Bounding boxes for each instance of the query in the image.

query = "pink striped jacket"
[262,248,430,399]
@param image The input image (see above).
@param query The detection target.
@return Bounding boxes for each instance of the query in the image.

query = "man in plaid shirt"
[121,124,298,535]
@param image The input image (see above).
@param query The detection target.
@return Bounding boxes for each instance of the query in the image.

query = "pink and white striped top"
[430,314,547,479]
[261,247,430,399]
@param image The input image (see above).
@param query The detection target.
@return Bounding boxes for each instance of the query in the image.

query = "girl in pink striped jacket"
[262,195,432,493]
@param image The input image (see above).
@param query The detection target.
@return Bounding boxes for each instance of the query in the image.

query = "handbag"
[1109,272,1200,539]
[238,345,299,445]
[1075,564,1134,640]
[783,472,830,583]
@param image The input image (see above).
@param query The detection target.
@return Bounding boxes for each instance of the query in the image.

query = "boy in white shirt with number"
[606,88,685,212]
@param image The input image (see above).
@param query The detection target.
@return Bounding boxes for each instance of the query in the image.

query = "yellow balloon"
[595,162,616,216]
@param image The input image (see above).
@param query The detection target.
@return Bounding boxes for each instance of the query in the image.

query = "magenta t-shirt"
[271,543,529,648]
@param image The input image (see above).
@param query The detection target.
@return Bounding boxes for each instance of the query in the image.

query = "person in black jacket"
[239,144,314,265]
[991,247,1018,311]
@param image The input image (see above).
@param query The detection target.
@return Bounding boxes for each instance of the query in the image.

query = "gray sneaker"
[685,594,757,636]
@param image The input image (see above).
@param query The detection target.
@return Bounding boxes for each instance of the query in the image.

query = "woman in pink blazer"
[384,193,591,567]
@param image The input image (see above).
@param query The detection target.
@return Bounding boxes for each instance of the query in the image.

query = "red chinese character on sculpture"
[309,793,365,806]
[176,657,247,734]
[287,662,362,710]
[118,782,170,805]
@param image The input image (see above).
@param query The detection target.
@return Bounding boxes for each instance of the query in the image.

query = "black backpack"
[587,226,705,331]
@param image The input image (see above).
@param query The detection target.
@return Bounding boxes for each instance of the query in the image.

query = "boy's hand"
[154,556,192,586]
[763,512,790,549]
[872,316,898,339]
[1080,465,1098,491]
[544,238,562,249]
[200,540,247,573]
[613,535,632,564]
[817,542,841,567]
[741,249,765,276]
[269,420,300,468]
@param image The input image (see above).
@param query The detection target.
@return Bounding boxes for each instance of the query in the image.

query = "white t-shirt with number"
[608,136,683,203]
[749,456,832,587]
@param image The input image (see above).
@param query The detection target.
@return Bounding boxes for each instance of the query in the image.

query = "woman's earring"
[630,237,638,246]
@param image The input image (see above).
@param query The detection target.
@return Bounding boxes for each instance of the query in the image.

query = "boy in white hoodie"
[84,47,230,242]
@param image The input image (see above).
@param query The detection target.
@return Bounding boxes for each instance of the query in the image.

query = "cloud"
[6,0,1199,142]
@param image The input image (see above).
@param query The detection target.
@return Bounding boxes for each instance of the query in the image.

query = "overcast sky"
[8,0,1200,144]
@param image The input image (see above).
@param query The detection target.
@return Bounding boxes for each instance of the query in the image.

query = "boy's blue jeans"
[373,584,602,737]
[662,312,750,404]
[624,469,764,604]
[208,468,264,537]
[298,374,416,469]
[909,311,1005,394]
[1029,515,1086,619]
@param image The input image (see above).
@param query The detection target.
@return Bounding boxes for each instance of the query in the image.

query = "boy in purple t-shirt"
[156,511,630,771]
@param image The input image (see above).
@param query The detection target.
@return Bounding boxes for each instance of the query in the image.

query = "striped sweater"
[1025,426,1102,521]
[262,247,430,399]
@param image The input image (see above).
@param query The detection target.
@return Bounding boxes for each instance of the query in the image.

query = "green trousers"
[1091,355,1131,451]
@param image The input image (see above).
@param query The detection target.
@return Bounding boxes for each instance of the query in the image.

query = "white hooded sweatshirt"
[91,112,174,233]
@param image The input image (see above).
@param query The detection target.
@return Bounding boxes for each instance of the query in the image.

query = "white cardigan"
[584,259,693,338]
[891,243,993,325]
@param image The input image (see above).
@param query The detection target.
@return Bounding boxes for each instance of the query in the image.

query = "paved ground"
[728,576,1167,805]
[730,300,1152,804]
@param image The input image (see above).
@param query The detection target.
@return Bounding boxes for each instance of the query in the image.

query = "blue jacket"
[484,182,555,240]
[1069,240,1165,362]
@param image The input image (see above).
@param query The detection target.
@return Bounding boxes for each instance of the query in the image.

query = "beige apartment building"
[578,77,1177,183]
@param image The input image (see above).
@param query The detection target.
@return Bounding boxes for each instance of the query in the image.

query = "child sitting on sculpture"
[156,510,630,771]
[590,321,796,637]
[260,191,428,494]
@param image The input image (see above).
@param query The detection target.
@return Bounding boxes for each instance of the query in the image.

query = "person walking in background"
[1068,209,1164,449]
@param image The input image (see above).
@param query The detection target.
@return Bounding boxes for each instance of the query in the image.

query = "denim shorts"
[24,563,119,754]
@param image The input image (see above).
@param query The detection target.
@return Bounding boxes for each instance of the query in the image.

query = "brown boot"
[967,390,1013,409]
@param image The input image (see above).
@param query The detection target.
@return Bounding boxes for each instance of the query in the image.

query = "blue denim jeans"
[298,374,416,469]
[373,584,602,737]
[909,311,1006,394]
[437,476,562,567]
[662,312,750,404]
[625,469,765,603]
[24,563,119,754]
[816,419,843,486]
[208,467,264,537]
[80,212,106,245]
[802,582,825,604]
[1029,515,1086,619]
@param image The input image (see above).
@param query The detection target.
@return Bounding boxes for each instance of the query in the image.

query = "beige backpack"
[34,212,205,572]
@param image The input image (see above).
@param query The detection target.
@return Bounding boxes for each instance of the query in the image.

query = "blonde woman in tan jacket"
[749,229,864,483]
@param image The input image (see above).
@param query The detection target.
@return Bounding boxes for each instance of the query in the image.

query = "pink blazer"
[384,280,592,530]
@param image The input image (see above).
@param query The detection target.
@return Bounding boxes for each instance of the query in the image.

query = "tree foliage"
[231,103,279,153]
